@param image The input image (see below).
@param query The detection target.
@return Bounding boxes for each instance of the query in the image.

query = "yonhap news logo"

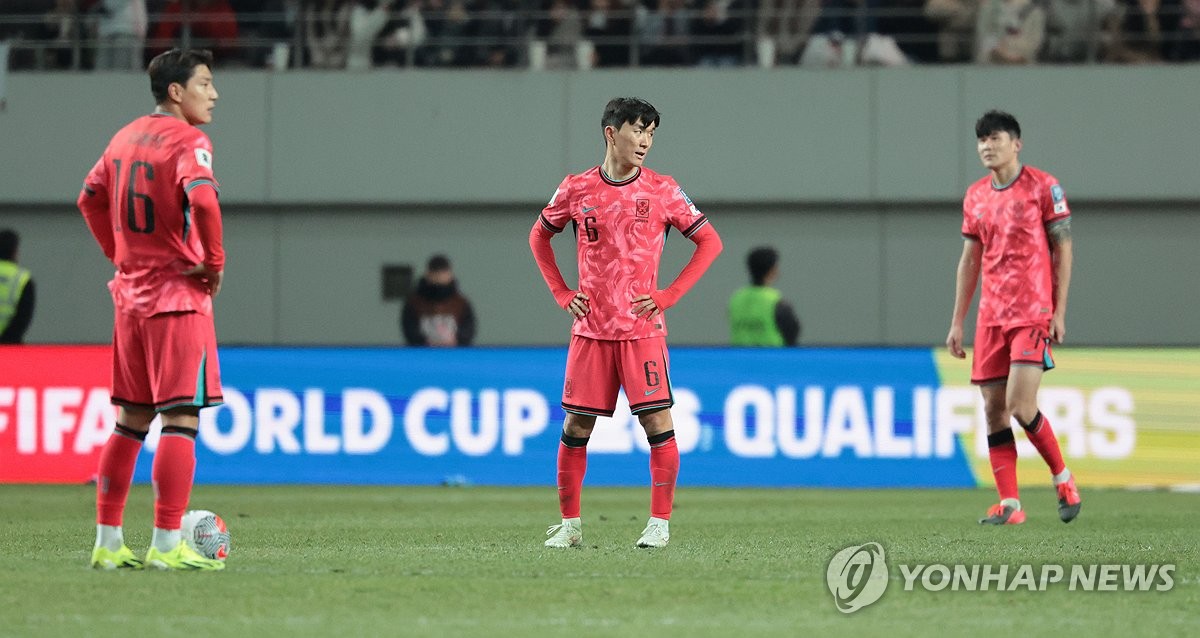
[826,542,1176,614]
[826,543,889,613]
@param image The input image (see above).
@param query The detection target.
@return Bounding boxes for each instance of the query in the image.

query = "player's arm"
[77,184,116,261]
[947,237,982,358]
[181,182,225,297]
[775,299,801,346]
[635,223,723,318]
[529,217,588,317]
[1047,218,1072,343]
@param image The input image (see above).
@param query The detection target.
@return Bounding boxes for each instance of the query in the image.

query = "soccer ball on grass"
[182,509,231,561]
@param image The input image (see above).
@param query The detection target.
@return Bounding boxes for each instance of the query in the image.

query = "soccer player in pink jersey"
[946,110,1081,526]
[530,97,723,548]
[78,49,227,570]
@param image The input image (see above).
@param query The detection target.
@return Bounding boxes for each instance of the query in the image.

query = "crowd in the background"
[2,0,1197,70]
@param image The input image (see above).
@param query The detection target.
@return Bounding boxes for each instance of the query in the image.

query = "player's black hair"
[148,48,215,105]
[747,246,778,286]
[975,110,1021,140]
[601,97,661,139]
[427,254,452,272]
[0,229,18,261]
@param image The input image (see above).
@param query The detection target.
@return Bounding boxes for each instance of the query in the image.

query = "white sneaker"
[544,517,582,548]
[636,517,670,548]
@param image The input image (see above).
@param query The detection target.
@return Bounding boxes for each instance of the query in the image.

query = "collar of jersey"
[990,164,1024,191]
[599,166,641,187]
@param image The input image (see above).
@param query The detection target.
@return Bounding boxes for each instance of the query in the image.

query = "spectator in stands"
[402,255,477,347]
[535,0,584,68]
[93,0,148,69]
[39,0,84,69]
[374,0,426,66]
[583,0,634,66]
[1042,0,1117,62]
[756,0,821,65]
[639,0,693,66]
[925,0,978,62]
[974,0,1045,63]
[1169,0,1200,59]
[345,0,395,69]
[691,0,747,65]
[418,0,473,66]
[800,0,908,66]
[152,0,241,61]
[469,0,520,66]
[1106,0,1181,61]
[229,0,303,68]
[305,0,350,67]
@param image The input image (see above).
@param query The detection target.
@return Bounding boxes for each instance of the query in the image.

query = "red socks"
[648,431,679,520]
[986,428,1019,502]
[556,433,588,519]
[96,425,146,526]
[1020,412,1066,476]
[152,427,197,530]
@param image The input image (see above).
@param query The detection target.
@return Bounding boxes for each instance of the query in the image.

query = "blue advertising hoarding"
[121,347,977,487]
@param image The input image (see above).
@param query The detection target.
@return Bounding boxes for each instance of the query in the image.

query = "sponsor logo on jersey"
[1054,202,1068,214]
[677,187,701,216]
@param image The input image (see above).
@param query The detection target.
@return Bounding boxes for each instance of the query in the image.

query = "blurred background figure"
[728,246,800,347]
[0,229,36,344]
[974,0,1045,64]
[402,254,476,346]
[92,0,147,69]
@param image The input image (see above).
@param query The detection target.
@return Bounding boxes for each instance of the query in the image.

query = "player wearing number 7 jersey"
[77,49,227,571]
[530,97,723,548]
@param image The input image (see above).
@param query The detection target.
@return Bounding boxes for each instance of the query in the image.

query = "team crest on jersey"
[636,199,650,218]
[195,148,213,169]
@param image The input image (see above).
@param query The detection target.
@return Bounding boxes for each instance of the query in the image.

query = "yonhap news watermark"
[826,543,1177,614]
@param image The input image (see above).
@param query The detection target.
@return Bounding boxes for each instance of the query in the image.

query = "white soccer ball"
[182,509,231,561]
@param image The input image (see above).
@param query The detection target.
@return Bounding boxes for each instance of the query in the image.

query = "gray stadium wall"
[1,67,1197,346]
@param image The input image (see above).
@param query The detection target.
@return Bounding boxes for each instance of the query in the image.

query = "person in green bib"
[0,229,36,344]
[728,246,799,346]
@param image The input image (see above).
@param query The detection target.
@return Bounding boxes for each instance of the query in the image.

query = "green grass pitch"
[1,485,1195,637]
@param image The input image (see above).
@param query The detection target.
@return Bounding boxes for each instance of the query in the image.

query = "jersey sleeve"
[538,176,573,234]
[961,187,980,239]
[83,154,110,194]
[663,177,709,238]
[176,132,220,194]
[1041,174,1071,226]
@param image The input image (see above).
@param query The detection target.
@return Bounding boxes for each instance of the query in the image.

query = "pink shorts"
[972,323,1055,385]
[111,310,223,411]
[561,335,673,417]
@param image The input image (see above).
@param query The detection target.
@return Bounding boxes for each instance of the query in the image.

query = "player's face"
[977,131,1021,171]
[608,119,655,169]
[178,65,218,126]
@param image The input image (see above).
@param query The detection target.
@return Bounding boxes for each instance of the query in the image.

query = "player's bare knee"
[116,406,157,431]
[637,408,673,437]
[563,413,597,438]
[160,406,201,431]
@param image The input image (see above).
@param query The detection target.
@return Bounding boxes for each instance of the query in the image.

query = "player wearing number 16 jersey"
[78,49,227,571]
[530,97,723,549]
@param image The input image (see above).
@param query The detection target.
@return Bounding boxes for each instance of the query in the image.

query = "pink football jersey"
[539,166,709,340]
[84,114,220,317]
[961,165,1071,328]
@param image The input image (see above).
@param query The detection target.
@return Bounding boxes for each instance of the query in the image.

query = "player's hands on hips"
[631,294,662,318]
[946,324,966,359]
[1049,313,1066,343]
[563,291,589,318]
[183,263,224,297]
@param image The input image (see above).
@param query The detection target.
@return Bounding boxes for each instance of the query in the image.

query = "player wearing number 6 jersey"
[530,97,723,548]
[78,48,226,571]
